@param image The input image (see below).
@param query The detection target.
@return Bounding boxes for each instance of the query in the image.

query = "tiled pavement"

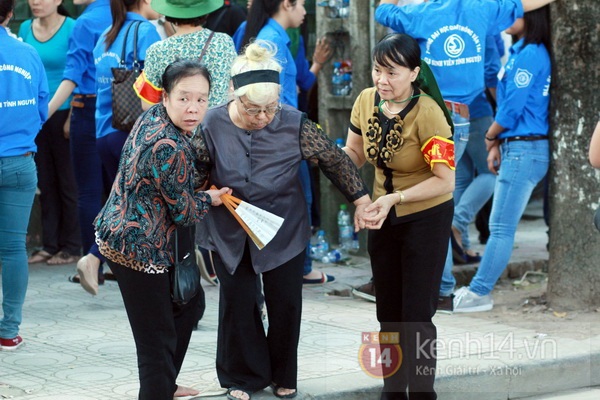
[1,213,599,399]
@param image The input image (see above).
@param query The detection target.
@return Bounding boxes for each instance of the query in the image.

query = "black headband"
[232,70,280,90]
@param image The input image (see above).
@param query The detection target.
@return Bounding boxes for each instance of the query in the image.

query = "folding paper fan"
[212,186,284,250]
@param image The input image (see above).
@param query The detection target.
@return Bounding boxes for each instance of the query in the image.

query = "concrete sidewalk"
[1,209,599,399]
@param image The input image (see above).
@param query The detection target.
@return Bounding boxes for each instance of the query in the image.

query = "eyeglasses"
[238,97,281,116]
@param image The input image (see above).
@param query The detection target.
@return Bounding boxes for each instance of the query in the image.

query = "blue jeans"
[453,116,496,251]
[0,155,37,338]
[469,139,549,296]
[298,160,313,275]
[452,113,470,166]
[439,112,470,296]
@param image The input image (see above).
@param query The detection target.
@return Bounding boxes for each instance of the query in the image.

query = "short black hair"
[166,15,208,28]
[0,0,15,24]
[372,33,421,71]
[161,59,212,95]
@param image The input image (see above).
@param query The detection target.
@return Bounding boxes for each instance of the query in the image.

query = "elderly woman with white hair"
[197,40,372,400]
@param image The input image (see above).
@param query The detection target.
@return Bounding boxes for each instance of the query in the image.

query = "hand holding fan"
[211,186,284,250]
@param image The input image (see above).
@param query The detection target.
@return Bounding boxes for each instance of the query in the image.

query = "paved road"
[523,387,600,399]
[2,211,599,399]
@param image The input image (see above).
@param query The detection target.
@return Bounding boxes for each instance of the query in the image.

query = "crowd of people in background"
[4,0,590,399]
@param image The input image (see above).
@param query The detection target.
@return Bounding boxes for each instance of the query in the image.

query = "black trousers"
[34,109,81,255]
[108,260,203,400]
[369,201,453,400]
[213,245,304,392]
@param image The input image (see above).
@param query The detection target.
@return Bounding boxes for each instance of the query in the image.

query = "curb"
[288,351,600,400]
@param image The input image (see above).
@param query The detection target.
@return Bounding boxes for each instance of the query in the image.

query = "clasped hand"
[357,194,397,230]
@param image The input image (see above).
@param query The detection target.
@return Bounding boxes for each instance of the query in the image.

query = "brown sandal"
[28,250,53,264]
[46,251,79,265]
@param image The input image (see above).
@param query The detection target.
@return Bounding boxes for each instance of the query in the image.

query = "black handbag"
[111,21,143,132]
[170,225,201,305]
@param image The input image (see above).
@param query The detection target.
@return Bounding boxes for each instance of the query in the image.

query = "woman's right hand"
[313,37,332,66]
[205,187,232,207]
[487,144,501,175]
[363,194,397,229]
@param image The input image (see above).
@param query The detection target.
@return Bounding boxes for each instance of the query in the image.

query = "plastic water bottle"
[350,231,360,253]
[331,62,344,96]
[311,230,329,260]
[309,232,319,260]
[338,0,350,18]
[321,248,347,263]
[337,204,353,250]
[340,73,352,96]
[327,0,340,18]
[335,138,344,148]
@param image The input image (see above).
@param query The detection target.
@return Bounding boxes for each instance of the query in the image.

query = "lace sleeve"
[300,117,369,202]
[190,129,210,188]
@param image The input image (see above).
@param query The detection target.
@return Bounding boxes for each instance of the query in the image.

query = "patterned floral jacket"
[95,104,211,273]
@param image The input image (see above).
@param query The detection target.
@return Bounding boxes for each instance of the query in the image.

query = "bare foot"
[453,226,480,257]
[465,249,479,257]
[173,385,199,397]
[227,389,251,400]
[303,270,323,280]
[275,386,297,397]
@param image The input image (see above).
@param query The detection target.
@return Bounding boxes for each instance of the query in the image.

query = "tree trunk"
[547,0,600,309]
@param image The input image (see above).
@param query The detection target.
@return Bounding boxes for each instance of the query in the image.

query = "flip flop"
[303,271,335,285]
[272,384,298,399]
[46,251,79,265]
[226,387,252,400]
[28,249,53,264]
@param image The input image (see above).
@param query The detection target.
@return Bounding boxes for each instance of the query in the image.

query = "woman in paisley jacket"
[94,59,230,399]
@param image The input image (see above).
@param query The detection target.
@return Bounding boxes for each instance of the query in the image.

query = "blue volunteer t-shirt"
[0,28,49,157]
[375,0,523,105]
[93,15,161,139]
[468,34,502,119]
[496,38,551,139]
[62,0,112,95]
[242,18,298,108]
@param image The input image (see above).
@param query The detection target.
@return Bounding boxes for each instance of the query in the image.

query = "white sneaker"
[453,287,493,313]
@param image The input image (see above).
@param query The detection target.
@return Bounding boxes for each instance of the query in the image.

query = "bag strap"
[199,30,216,62]
[174,227,180,263]
[132,21,142,71]
[174,225,195,263]
[119,21,142,70]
